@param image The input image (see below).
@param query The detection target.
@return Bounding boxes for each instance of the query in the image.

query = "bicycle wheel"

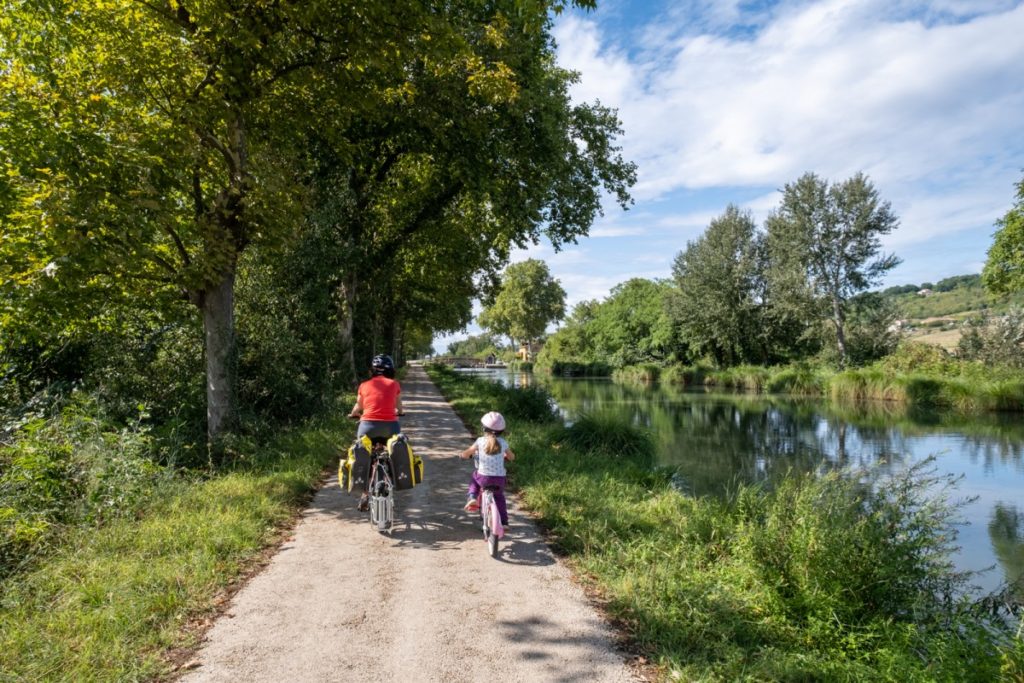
[374,472,393,533]
[376,494,391,533]
[480,493,492,540]
[485,494,500,557]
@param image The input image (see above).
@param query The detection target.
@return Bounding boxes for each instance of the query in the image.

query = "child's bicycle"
[478,485,504,557]
[366,439,395,534]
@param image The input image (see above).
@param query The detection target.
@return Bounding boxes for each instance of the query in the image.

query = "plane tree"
[1,0,621,441]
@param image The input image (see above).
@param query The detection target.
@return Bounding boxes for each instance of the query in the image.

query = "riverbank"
[0,416,348,680]
[546,344,1024,412]
[427,364,1024,680]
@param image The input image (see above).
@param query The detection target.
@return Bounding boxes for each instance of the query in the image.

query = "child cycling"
[459,411,515,527]
[349,353,404,511]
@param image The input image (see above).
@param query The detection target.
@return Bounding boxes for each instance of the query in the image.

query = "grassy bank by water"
[0,416,349,681]
[427,364,1023,681]
[619,345,1024,412]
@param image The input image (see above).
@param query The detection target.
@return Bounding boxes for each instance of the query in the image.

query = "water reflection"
[990,504,1024,601]
[464,369,1024,596]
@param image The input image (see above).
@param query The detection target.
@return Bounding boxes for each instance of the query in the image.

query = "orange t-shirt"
[358,376,401,421]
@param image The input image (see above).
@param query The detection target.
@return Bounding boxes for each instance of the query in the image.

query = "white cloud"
[588,221,649,238]
[554,0,1024,214]
[437,1,1024,349]
[885,180,1010,248]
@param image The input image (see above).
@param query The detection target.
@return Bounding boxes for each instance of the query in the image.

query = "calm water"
[464,369,1024,598]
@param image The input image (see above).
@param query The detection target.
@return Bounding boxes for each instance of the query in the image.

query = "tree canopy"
[479,259,567,348]
[766,172,900,366]
[983,175,1024,295]
[1,0,635,445]
[669,205,764,366]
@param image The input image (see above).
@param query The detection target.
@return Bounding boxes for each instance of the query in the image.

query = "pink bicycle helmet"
[481,411,506,432]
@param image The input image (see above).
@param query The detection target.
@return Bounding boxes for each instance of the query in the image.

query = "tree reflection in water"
[989,503,1024,603]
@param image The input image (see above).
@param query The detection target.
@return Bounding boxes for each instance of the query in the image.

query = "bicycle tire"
[487,527,498,556]
[377,496,390,532]
[480,492,492,540]
[483,491,500,557]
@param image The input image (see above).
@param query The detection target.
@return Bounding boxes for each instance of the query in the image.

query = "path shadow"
[496,615,628,682]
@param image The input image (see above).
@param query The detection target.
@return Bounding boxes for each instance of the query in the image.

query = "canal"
[465,368,1024,599]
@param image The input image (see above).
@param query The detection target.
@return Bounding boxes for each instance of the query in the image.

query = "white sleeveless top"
[474,436,509,477]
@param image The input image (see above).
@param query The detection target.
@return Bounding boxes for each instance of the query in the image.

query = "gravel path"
[181,365,641,683]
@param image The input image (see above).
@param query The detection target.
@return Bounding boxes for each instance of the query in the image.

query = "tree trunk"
[390,316,404,368]
[203,267,236,443]
[832,296,847,367]
[336,273,358,388]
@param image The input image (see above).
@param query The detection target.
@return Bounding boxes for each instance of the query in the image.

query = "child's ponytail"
[483,431,502,455]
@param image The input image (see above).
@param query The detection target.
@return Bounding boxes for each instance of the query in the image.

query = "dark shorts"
[356,420,401,440]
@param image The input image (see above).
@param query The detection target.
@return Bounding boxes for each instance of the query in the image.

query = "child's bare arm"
[504,448,516,461]
[459,445,476,459]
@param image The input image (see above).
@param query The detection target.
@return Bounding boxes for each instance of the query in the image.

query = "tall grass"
[559,412,654,462]
[537,360,612,377]
[427,367,1023,680]
[654,346,1024,413]
[0,396,166,579]
[610,363,660,384]
[765,363,828,395]
[0,415,348,681]
[660,363,713,386]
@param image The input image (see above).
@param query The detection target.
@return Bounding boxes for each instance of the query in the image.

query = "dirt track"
[181,365,641,683]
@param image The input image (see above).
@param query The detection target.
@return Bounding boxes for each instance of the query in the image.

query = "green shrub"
[0,397,162,577]
[878,341,959,376]
[559,412,654,461]
[498,384,557,424]
[716,364,771,391]
[985,379,1024,411]
[958,308,1024,369]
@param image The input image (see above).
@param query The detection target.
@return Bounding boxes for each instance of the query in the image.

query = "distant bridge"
[432,356,507,369]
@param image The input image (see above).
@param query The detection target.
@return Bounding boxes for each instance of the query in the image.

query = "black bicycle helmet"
[371,354,395,378]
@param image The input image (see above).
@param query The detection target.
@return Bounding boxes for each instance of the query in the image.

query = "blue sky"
[437,0,1024,352]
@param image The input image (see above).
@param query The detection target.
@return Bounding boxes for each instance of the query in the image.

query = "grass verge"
[0,415,349,681]
[661,345,1024,413]
[427,364,1024,681]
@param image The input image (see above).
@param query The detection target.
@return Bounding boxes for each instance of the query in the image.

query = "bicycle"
[478,485,504,557]
[366,438,395,533]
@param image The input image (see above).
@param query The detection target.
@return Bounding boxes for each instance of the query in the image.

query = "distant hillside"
[883,274,1024,320]
[880,274,1024,350]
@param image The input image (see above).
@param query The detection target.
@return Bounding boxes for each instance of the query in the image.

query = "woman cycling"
[349,354,404,510]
